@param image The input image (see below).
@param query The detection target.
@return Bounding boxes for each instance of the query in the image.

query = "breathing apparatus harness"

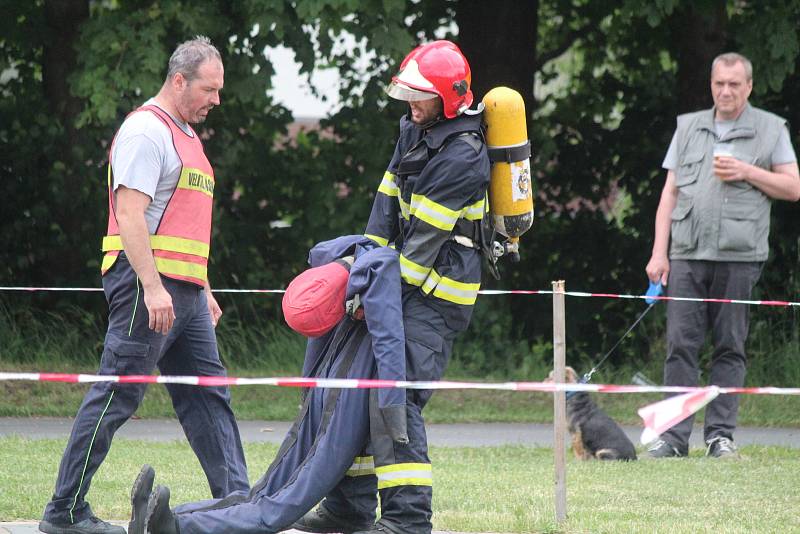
[393,109,533,282]
[393,110,489,255]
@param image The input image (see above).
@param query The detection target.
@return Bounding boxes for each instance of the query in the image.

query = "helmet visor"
[385,80,438,102]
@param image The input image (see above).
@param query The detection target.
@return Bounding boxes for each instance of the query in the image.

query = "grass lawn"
[1,437,798,533]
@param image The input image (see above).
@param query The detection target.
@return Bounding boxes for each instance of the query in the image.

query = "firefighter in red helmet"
[385,39,474,121]
[294,40,491,534]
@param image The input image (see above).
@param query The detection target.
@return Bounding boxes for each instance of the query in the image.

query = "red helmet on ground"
[282,261,349,337]
[385,40,473,119]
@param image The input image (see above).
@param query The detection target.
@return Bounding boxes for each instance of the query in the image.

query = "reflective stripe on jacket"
[365,113,490,330]
[101,105,214,287]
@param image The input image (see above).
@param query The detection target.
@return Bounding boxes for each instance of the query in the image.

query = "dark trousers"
[43,254,249,524]
[171,319,375,534]
[662,259,763,451]
[323,292,457,534]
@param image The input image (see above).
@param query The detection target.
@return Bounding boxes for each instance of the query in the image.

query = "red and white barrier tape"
[481,289,800,307]
[2,286,798,307]
[638,387,720,444]
[4,372,797,444]
[2,372,799,396]
[0,287,284,294]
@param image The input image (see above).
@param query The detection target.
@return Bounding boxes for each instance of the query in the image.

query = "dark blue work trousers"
[170,318,374,534]
[661,259,763,452]
[169,291,457,534]
[42,254,249,525]
[323,290,458,534]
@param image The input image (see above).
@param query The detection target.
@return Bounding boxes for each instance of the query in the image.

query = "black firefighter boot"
[292,504,375,533]
[351,523,399,534]
[146,486,179,534]
[129,464,155,534]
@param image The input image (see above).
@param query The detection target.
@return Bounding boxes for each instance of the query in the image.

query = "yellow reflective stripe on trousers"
[365,234,389,247]
[377,171,399,198]
[399,254,431,287]
[70,391,114,522]
[376,462,432,489]
[153,257,207,282]
[461,196,487,221]
[422,269,481,305]
[346,456,376,477]
[410,193,460,231]
[102,235,210,258]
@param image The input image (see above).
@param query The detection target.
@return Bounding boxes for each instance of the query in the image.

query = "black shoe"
[647,439,686,458]
[352,523,396,534]
[706,436,739,459]
[129,464,155,534]
[38,516,126,534]
[292,505,375,533]
[146,485,178,534]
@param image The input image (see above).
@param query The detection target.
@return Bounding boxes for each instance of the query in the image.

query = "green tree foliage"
[521,0,800,371]
[2,0,799,373]
[0,0,419,311]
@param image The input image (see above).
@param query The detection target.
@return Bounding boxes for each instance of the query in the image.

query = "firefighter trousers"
[323,291,458,534]
[171,318,375,533]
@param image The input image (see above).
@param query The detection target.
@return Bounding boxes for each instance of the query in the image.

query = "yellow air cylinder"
[482,87,534,248]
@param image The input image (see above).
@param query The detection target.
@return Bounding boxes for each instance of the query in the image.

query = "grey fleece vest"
[670,104,787,262]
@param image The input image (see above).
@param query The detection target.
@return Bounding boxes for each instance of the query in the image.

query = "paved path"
[2,418,797,533]
[2,416,799,448]
[0,522,481,534]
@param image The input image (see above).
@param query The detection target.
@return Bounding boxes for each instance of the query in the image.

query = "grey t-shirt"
[662,122,796,170]
[111,99,194,233]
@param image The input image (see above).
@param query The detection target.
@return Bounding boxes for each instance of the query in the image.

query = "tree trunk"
[455,0,538,117]
[43,0,90,135]
[43,0,91,284]
[455,1,539,334]
[669,2,728,114]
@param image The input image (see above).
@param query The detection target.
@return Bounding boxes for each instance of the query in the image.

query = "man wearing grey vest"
[645,52,800,459]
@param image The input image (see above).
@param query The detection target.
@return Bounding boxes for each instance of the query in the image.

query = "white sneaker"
[706,436,739,458]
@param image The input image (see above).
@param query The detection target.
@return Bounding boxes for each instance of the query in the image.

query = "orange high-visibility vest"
[101,105,214,288]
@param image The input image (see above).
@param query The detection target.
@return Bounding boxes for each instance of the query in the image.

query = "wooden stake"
[552,279,567,523]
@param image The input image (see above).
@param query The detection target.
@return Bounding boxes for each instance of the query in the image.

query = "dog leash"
[566,281,663,398]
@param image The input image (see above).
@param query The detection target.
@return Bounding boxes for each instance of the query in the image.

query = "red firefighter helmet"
[282,261,349,337]
[386,40,473,119]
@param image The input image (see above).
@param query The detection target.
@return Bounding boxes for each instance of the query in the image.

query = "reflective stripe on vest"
[102,235,210,257]
[101,105,214,287]
[100,251,207,283]
[375,462,432,489]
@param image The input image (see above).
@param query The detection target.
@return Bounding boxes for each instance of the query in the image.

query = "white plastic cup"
[713,142,734,159]
[713,143,734,179]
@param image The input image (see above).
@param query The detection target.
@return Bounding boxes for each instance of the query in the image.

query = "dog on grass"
[547,367,637,461]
